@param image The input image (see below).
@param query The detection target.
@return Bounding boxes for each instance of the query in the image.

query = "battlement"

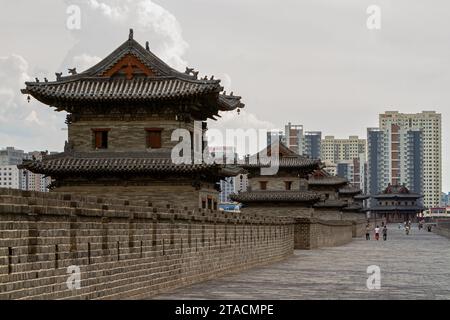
[0,188,294,300]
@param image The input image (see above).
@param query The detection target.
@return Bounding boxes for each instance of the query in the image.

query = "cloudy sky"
[0,0,449,191]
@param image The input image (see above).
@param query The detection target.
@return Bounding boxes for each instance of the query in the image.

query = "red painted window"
[146,128,162,149]
[285,181,293,190]
[92,129,110,149]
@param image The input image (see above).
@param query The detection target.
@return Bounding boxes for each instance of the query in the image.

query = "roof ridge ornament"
[68,68,77,75]
[55,72,62,81]
[145,41,150,51]
[129,28,134,40]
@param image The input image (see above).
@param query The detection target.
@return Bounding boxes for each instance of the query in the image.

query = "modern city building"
[0,147,28,165]
[321,135,366,164]
[0,165,21,189]
[281,123,322,159]
[208,146,237,164]
[442,192,450,206]
[218,173,249,203]
[336,155,366,191]
[284,123,304,154]
[266,130,285,147]
[378,111,441,208]
[0,147,53,192]
[303,131,322,159]
[367,125,424,207]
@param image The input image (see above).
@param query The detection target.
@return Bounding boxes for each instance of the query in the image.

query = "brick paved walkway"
[155,224,450,299]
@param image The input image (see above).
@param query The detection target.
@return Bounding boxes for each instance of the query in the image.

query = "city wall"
[0,188,293,300]
[294,218,354,250]
[434,221,450,239]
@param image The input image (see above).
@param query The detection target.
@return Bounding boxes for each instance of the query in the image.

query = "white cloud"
[25,110,43,126]
[86,0,126,20]
[71,54,102,72]
[221,73,232,92]
[207,110,276,156]
[0,54,66,151]
[64,0,189,70]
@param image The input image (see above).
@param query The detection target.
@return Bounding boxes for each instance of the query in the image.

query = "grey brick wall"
[0,188,293,300]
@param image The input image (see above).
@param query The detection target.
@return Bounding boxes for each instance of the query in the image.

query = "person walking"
[374,225,380,241]
[382,225,387,241]
[365,225,371,240]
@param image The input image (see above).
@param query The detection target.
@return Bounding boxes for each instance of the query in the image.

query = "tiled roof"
[342,203,365,212]
[308,176,348,186]
[23,78,220,101]
[373,194,423,199]
[313,199,347,208]
[243,141,322,170]
[242,157,321,169]
[354,194,370,200]
[21,31,244,115]
[369,206,425,212]
[230,191,321,203]
[339,186,362,195]
[19,151,242,176]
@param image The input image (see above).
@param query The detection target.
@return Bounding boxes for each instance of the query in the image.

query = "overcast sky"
[0,0,448,192]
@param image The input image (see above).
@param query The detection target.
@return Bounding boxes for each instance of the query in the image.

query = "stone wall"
[434,221,450,239]
[294,218,354,250]
[53,182,219,210]
[0,188,293,300]
[241,206,314,218]
[68,116,195,152]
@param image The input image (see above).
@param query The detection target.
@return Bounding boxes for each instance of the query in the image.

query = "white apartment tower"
[321,136,366,164]
[379,111,441,208]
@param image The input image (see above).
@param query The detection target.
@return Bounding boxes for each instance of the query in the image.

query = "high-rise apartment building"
[367,126,424,204]
[284,123,303,154]
[0,147,54,192]
[266,130,285,147]
[321,136,366,164]
[336,155,366,191]
[303,131,322,159]
[282,123,322,159]
[218,174,248,203]
[379,111,441,208]
[0,147,27,165]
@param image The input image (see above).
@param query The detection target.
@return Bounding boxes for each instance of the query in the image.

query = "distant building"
[366,126,424,204]
[0,147,27,165]
[208,146,237,164]
[336,155,365,191]
[282,123,322,159]
[303,131,322,159]
[0,166,21,189]
[442,192,450,206]
[0,147,54,192]
[266,130,285,147]
[321,135,366,164]
[379,111,441,209]
[218,173,248,203]
[367,111,439,208]
[369,184,424,223]
[284,123,304,154]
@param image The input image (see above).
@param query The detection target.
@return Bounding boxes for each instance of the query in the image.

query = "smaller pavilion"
[369,184,424,223]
